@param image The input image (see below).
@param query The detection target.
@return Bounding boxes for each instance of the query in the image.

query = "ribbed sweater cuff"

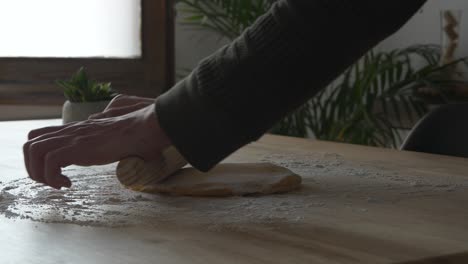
[155,75,251,171]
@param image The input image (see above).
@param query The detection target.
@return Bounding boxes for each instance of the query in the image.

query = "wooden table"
[1,119,468,264]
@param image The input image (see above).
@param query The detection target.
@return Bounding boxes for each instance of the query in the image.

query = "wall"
[175,27,226,75]
[378,0,468,56]
[174,5,229,75]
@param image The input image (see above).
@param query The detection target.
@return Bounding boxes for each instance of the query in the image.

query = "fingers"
[28,135,76,187]
[24,125,94,175]
[24,122,106,187]
[27,132,109,189]
[89,102,151,119]
[27,122,78,140]
[25,124,79,176]
[43,145,79,189]
[42,134,119,188]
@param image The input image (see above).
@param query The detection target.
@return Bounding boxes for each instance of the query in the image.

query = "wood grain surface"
[1,119,468,264]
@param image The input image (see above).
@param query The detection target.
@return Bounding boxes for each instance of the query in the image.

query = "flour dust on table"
[0,153,466,229]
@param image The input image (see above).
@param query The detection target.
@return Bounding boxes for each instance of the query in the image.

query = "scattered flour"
[0,153,466,229]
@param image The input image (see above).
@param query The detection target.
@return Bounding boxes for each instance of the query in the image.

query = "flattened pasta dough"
[116,161,302,197]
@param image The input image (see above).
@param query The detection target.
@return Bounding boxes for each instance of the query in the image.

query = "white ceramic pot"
[62,100,111,124]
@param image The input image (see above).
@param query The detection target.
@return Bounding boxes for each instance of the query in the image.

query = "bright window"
[0,0,174,106]
[0,0,141,58]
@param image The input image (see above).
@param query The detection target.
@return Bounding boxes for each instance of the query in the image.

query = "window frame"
[0,0,174,105]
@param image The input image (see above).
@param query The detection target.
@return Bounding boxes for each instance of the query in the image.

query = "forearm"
[156,0,426,171]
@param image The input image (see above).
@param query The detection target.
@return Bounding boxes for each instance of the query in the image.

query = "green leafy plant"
[273,45,467,147]
[178,1,468,147]
[57,67,117,103]
[177,0,275,39]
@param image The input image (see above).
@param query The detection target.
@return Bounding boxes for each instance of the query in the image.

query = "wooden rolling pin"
[116,146,188,190]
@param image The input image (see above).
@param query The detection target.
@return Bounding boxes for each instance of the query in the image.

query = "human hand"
[89,94,155,119]
[23,104,173,189]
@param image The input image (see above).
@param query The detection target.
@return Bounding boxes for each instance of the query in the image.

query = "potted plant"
[57,67,117,124]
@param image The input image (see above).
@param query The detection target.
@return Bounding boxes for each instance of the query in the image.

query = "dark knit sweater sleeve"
[156,0,426,171]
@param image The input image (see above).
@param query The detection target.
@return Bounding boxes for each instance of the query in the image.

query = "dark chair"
[401,103,468,158]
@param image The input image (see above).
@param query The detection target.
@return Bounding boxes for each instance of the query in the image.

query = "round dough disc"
[116,162,302,197]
